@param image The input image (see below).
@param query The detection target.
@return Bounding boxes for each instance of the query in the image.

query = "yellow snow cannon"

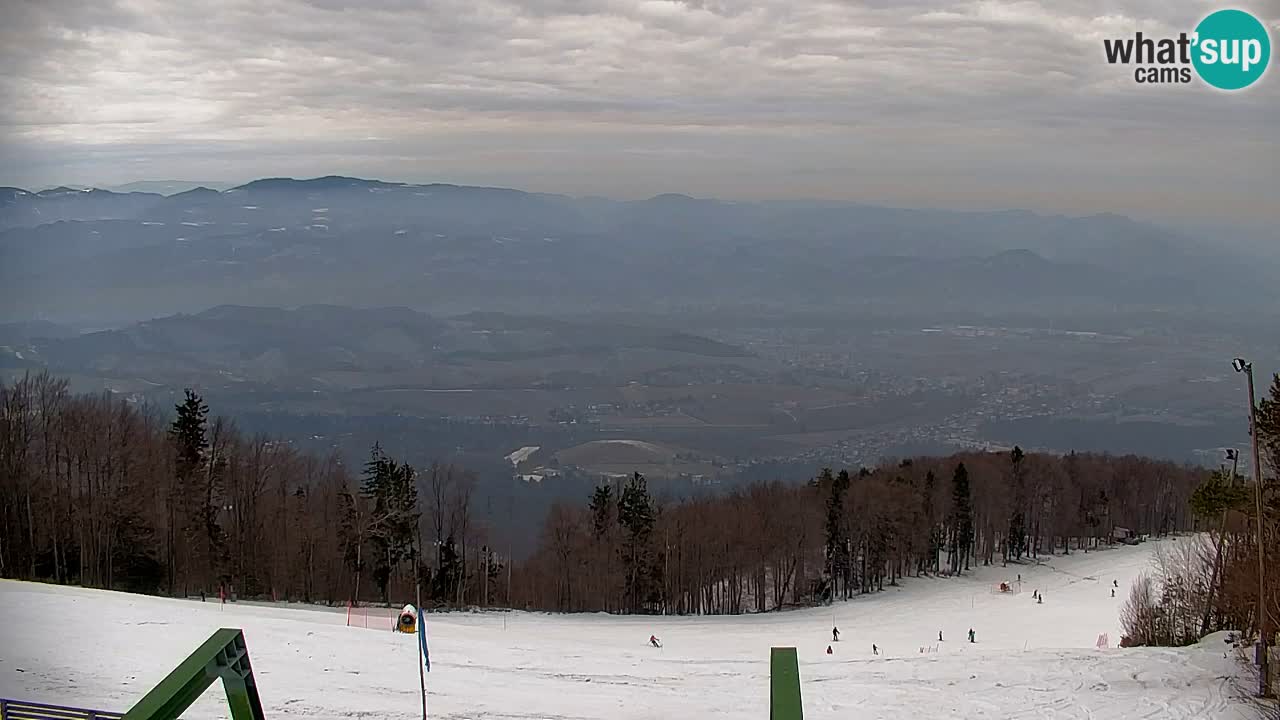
[396,604,418,634]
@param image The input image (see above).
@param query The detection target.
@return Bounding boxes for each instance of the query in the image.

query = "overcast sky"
[1,0,1276,226]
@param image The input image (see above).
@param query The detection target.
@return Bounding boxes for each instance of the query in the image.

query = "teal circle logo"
[1192,9,1271,90]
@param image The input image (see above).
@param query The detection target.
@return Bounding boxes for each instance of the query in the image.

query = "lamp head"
[1231,358,1250,373]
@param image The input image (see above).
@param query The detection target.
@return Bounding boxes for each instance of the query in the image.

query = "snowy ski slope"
[0,540,1256,719]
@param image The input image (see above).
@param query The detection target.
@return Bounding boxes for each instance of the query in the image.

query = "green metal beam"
[122,628,264,720]
[769,647,803,720]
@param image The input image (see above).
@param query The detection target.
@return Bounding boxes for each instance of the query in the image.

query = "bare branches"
[514,451,1210,615]
[1,373,1218,618]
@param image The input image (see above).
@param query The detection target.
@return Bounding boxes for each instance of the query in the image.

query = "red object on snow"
[826,645,833,655]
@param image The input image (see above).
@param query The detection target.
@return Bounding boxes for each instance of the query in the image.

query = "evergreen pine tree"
[359,443,420,603]
[922,470,942,574]
[168,389,211,592]
[169,389,208,476]
[590,484,614,539]
[587,482,617,611]
[618,472,655,613]
[1007,446,1027,561]
[950,462,974,574]
[818,468,851,601]
[1257,373,1280,484]
[1007,511,1027,561]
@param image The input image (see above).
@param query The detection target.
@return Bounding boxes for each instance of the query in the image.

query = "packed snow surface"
[0,540,1255,719]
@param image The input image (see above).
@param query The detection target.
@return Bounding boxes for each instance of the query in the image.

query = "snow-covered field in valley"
[0,540,1258,719]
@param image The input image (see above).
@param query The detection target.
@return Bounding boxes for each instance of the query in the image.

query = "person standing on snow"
[939,630,944,642]
[968,628,976,643]
[833,626,840,642]
[872,644,879,655]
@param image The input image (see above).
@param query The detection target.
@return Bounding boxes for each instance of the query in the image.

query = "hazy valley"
[2,178,1273,514]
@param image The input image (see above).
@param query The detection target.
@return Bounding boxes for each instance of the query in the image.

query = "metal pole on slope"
[415,541,428,720]
[1233,357,1271,698]
[508,475,514,612]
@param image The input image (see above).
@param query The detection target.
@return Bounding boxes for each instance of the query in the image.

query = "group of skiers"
[826,625,977,656]
[932,629,977,643]
[647,577,1128,655]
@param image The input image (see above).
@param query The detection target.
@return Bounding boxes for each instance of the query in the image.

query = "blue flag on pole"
[417,608,431,672]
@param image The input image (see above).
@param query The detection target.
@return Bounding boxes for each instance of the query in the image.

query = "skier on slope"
[939,630,944,642]
[650,635,662,648]
[833,626,840,642]
[872,644,879,656]
[968,628,975,643]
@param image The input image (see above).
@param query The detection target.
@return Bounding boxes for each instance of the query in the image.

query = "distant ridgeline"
[3,176,1277,322]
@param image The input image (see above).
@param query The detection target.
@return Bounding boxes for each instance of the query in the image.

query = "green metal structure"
[769,647,803,720]
[121,628,265,720]
[10,626,812,719]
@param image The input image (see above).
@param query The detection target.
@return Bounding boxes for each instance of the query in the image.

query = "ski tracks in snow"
[0,541,1258,720]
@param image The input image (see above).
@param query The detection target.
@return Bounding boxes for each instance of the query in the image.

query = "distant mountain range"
[0,305,749,386]
[1,176,1274,323]
[106,180,236,195]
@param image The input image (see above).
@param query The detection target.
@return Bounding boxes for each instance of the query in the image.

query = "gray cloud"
[0,0,1276,225]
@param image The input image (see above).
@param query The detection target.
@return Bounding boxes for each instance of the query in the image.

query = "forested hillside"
[2,371,1240,618]
[514,453,1208,614]
[0,372,485,605]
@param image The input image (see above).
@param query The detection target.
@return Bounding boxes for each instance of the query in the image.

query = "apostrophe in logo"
[1191,9,1270,90]
[1102,8,1271,90]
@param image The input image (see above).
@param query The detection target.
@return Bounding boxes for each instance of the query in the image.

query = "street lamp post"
[1233,357,1272,698]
